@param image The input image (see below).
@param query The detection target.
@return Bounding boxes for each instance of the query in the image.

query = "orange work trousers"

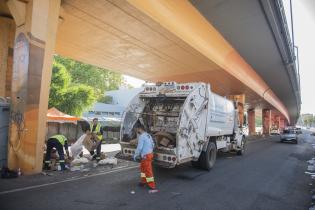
[140,153,156,189]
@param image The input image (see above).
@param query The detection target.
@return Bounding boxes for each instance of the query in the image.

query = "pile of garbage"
[306,143,315,210]
[69,134,118,171]
[69,154,118,172]
[45,134,118,172]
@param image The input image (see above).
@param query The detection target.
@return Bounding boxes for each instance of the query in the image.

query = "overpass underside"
[0,0,300,173]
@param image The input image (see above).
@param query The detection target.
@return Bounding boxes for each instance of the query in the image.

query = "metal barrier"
[0,102,10,168]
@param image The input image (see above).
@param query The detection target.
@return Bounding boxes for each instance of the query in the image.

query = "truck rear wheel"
[199,141,217,171]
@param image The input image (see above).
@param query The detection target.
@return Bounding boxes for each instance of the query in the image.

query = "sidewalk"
[0,156,138,194]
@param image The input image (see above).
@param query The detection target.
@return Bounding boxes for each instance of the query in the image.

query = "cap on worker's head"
[93,118,98,121]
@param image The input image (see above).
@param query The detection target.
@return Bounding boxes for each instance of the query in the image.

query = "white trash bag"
[70,134,86,159]
[71,157,89,165]
[98,157,118,165]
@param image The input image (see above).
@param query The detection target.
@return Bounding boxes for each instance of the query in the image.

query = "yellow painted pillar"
[228,94,245,127]
[0,17,15,97]
[248,109,256,135]
[7,0,61,174]
[262,109,271,135]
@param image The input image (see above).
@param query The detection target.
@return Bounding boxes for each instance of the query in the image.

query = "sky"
[123,75,144,88]
[286,0,315,114]
[124,0,315,115]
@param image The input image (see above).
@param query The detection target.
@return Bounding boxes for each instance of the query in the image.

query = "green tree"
[48,62,96,116]
[54,55,122,101]
[56,85,95,116]
[48,63,71,108]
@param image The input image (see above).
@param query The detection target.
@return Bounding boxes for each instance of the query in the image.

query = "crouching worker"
[44,134,70,171]
[133,124,158,193]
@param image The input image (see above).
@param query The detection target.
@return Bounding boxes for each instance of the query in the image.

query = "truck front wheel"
[236,136,246,156]
[199,141,217,171]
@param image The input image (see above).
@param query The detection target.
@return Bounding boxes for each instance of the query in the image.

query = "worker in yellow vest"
[89,118,103,161]
[44,134,70,170]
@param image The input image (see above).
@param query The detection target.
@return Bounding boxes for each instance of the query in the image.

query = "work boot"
[148,189,159,194]
[60,163,67,171]
[43,164,51,171]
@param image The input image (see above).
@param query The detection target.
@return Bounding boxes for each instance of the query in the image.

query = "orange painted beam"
[127,0,290,123]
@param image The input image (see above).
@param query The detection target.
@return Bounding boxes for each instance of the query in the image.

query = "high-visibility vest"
[50,135,67,146]
[90,123,103,141]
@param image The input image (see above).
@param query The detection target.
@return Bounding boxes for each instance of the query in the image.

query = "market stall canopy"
[47,108,81,123]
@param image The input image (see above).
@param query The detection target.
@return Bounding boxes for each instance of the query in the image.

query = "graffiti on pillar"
[10,33,29,152]
[12,33,29,111]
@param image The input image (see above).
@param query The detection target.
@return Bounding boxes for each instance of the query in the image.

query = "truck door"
[177,84,209,162]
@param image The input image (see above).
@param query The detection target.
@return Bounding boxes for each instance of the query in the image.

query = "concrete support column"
[0,17,15,97]
[262,109,271,135]
[228,94,245,127]
[271,114,279,131]
[276,116,281,130]
[279,118,285,132]
[7,0,61,174]
[248,109,256,135]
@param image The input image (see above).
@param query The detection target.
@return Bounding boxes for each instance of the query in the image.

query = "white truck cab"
[120,82,245,170]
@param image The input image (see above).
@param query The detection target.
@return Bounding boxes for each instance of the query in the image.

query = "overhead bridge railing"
[260,0,301,113]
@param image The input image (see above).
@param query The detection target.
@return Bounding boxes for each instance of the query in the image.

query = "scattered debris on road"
[305,140,315,210]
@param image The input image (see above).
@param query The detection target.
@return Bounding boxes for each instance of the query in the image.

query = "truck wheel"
[199,141,217,171]
[237,137,246,156]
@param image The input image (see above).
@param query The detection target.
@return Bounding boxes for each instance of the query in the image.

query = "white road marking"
[0,165,138,195]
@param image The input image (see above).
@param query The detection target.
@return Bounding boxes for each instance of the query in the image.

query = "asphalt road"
[1,133,314,210]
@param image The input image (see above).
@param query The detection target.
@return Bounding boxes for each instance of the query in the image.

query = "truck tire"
[199,141,217,171]
[236,136,246,156]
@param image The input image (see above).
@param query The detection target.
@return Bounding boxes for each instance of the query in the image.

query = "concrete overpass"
[0,0,300,173]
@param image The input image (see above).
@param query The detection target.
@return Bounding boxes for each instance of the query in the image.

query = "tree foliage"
[303,115,314,127]
[48,62,96,116]
[49,55,123,116]
[48,63,71,109]
[56,84,95,116]
[54,55,122,101]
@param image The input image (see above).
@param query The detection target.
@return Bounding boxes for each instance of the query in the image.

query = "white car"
[280,129,298,144]
[270,129,280,135]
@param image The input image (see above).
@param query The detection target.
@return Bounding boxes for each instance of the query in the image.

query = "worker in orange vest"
[133,124,158,193]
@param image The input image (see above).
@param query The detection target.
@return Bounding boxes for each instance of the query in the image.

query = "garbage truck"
[120,82,245,170]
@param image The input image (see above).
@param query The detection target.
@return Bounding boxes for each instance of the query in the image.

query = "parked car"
[295,127,302,134]
[280,129,298,144]
[270,129,280,135]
